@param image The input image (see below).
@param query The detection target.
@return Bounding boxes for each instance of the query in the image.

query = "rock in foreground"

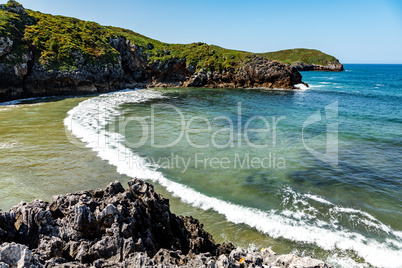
[0,179,331,267]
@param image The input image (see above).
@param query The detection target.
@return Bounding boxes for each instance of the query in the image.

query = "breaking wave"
[64,89,402,268]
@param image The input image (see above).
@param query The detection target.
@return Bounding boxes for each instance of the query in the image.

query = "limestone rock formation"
[0,1,305,102]
[0,179,331,267]
[186,56,302,89]
[291,61,344,72]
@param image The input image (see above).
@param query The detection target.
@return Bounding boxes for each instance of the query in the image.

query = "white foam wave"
[304,193,333,205]
[0,105,19,112]
[0,100,44,111]
[308,84,326,88]
[293,83,309,91]
[283,187,401,241]
[0,96,51,106]
[326,253,369,268]
[64,89,402,268]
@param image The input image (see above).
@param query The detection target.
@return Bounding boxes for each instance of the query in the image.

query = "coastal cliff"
[0,1,343,102]
[261,49,344,72]
[0,179,331,267]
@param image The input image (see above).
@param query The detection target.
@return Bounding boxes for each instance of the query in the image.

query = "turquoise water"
[1,64,401,267]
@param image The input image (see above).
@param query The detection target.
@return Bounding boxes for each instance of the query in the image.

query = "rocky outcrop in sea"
[291,62,344,72]
[185,56,302,89]
[0,179,331,267]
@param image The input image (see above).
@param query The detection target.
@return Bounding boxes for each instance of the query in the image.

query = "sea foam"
[64,89,402,268]
[294,83,309,91]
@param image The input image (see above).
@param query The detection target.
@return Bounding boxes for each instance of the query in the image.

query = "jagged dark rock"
[0,179,331,267]
[186,56,302,89]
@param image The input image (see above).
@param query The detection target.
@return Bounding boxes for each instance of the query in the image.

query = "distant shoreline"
[1,1,342,102]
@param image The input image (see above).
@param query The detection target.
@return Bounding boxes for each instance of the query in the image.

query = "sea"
[0,64,401,267]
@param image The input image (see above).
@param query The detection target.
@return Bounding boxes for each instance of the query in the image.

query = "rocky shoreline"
[0,1,347,103]
[0,179,331,267]
[0,1,316,103]
[0,33,303,102]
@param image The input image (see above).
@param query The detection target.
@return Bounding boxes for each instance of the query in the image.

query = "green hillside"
[0,0,340,72]
[260,48,339,65]
[1,1,250,72]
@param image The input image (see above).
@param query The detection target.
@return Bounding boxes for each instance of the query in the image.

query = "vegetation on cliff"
[0,1,341,72]
[0,1,36,65]
[23,11,251,72]
[24,11,121,69]
[0,0,343,103]
[260,48,340,66]
[0,5,249,71]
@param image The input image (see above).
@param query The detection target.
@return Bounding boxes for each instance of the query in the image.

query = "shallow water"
[1,64,401,267]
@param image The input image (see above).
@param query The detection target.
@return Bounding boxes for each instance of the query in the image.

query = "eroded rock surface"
[186,56,301,89]
[0,179,331,267]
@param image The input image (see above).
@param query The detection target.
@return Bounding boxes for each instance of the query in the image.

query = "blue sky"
[2,0,402,63]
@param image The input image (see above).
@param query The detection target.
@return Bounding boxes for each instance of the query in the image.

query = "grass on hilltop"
[260,48,339,65]
[1,1,340,71]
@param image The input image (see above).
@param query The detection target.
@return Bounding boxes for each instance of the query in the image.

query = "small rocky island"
[0,1,343,102]
[0,179,331,267]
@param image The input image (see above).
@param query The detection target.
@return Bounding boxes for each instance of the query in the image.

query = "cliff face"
[0,2,307,102]
[1,1,346,103]
[0,179,331,267]
[185,56,302,89]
